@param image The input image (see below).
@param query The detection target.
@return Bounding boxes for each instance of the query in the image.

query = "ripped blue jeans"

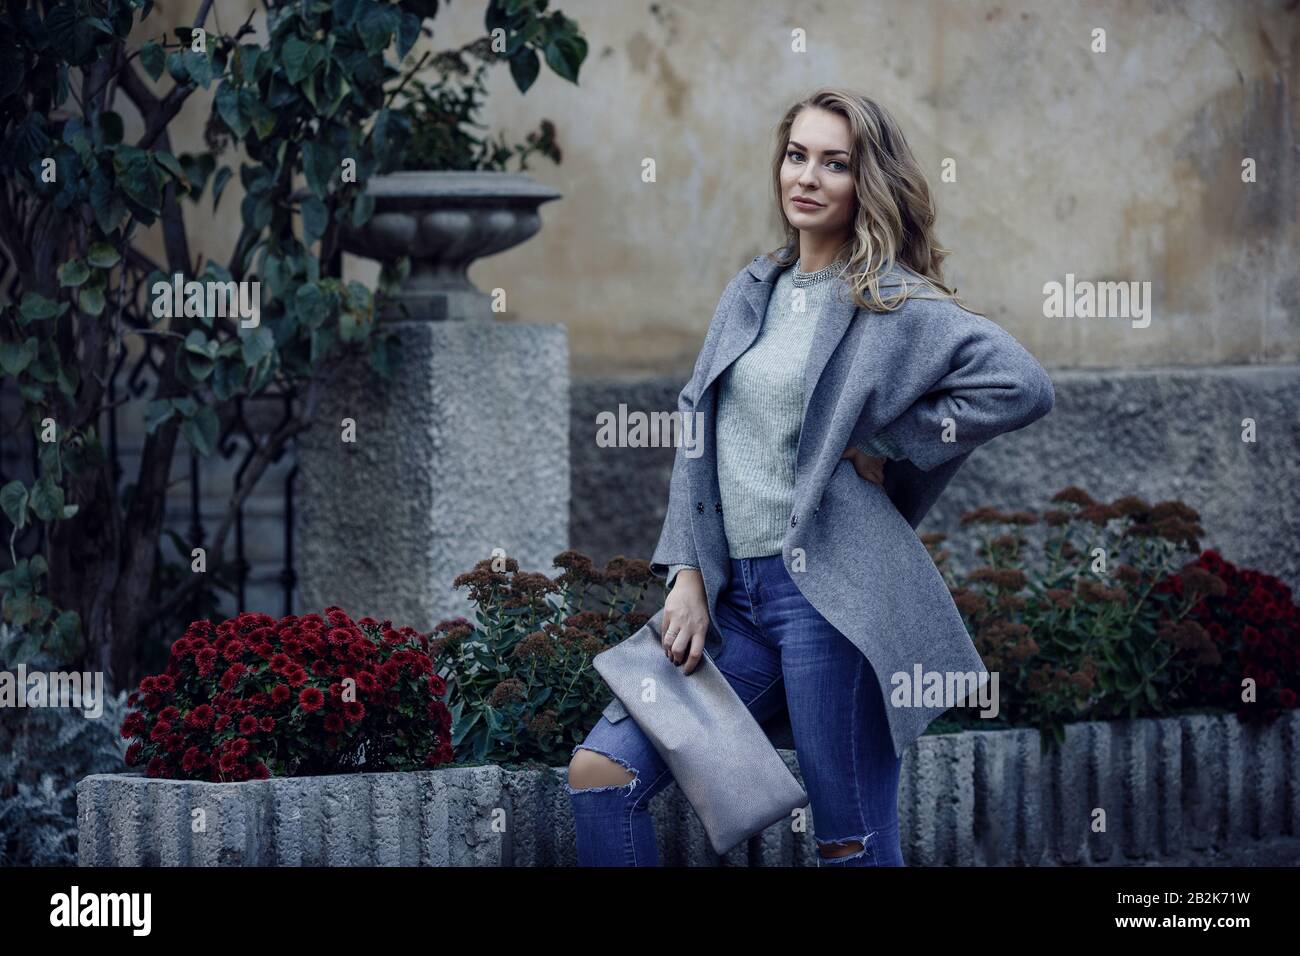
[567,554,904,867]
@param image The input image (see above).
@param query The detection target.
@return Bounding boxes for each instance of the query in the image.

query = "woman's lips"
[792,197,823,208]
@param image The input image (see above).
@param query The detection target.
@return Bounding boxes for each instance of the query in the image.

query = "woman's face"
[780,107,855,240]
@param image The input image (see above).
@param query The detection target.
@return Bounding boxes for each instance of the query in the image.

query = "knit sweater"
[667,260,906,589]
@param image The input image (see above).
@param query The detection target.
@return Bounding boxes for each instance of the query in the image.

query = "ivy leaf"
[152,150,188,187]
[397,11,422,59]
[543,35,586,84]
[0,338,39,376]
[240,191,273,232]
[301,197,328,242]
[283,36,321,85]
[89,166,127,235]
[166,50,188,83]
[87,241,121,268]
[240,89,276,138]
[113,145,162,213]
[30,476,66,522]
[56,363,78,398]
[209,358,239,402]
[241,325,275,367]
[181,49,213,88]
[184,329,218,359]
[295,282,324,327]
[300,140,334,199]
[78,285,106,316]
[509,47,540,94]
[19,293,64,322]
[181,405,220,457]
[139,40,165,81]
[58,258,90,287]
[0,481,28,530]
[144,398,175,434]
[215,81,249,137]
[358,5,399,56]
[350,192,374,229]
[44,5,77,52]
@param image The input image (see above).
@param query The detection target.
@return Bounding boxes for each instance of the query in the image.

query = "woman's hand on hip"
[662,569,710,675]
[842,446,886,485]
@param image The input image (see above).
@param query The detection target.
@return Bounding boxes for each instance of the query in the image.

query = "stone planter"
[337,170,562,322]
[296,170,569,630]
[77,711,1300,866]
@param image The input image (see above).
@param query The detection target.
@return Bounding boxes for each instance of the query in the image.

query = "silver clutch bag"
[592,607,808,855]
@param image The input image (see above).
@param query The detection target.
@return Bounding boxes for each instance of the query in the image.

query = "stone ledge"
[77,710,1299,866]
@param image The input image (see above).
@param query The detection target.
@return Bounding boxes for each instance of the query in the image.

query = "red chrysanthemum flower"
[298,687,325,713]
[184,704,215,729]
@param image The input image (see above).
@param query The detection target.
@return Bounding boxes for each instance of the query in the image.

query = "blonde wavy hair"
[767,87,983,316]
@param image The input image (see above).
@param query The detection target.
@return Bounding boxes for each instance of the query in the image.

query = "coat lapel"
[694,245,910,425]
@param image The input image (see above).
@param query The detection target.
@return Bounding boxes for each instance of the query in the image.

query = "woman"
[566,88,1053,866]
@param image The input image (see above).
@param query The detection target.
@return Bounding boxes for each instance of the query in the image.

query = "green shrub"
[434,551,657,768]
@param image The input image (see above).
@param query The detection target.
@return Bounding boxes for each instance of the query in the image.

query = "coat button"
[714,501,722,514]
[696,501,704,513]
[790,513,797,527]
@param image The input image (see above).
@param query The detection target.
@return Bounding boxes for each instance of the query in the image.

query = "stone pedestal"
[295,319,569,631]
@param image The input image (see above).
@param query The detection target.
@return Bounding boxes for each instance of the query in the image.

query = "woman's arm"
[666,563,700,590]
[850,316,1055,473]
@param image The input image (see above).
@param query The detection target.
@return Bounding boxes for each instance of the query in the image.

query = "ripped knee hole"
[818,839,865,859]
[567,747,638,792]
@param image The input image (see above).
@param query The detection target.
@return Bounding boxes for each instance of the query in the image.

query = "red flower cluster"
[121,606,455,780]
[1159,550,1300,722]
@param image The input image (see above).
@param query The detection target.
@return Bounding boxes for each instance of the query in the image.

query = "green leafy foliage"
[919,486,1279,752]
[0,0,588,695]
[0,623,130,866]
[391,0,584,171]
[434,551,659,769]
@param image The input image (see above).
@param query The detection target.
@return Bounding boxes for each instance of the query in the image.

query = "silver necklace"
[792,255,848,287]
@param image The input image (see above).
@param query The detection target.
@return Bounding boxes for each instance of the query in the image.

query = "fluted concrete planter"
[78,711,1300,866]
[297,170,569,629]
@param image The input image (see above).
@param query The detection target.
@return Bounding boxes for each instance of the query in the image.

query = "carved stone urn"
[337,170,562,322]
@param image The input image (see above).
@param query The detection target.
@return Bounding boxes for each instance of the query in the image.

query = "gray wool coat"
[601,244,1056,760]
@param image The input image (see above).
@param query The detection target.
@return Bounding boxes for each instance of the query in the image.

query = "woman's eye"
[788,150,846,172]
